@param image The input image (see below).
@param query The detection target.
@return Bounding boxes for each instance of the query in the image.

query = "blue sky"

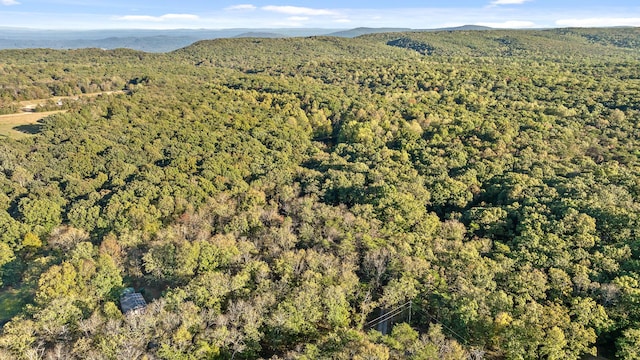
[1,0,639,29]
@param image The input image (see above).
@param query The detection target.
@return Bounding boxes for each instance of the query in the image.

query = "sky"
[0,0,639,30]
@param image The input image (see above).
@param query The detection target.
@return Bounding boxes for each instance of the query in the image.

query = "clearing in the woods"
[0,91,124,139]
[0,111,64,139]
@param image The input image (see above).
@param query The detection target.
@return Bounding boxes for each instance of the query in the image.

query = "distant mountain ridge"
[327,27,412,38]
[327,25,493,38]
[4,25,634,53]
[0,36,197,53]
[233,32,287,39]
[0,28,337,52]
[0,26,495,52]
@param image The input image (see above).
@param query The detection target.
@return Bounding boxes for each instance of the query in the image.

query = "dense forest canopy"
[0,27,640,359]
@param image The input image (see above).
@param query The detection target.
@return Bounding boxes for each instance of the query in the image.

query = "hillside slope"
[367,28,640,58]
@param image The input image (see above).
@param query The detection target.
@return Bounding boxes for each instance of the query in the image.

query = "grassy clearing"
[0,110,65,139]
[18,90,124,108]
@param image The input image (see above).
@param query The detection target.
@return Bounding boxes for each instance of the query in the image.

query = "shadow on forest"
[0,286,33,327]
[125,274,167,303]
[13,123,44,135]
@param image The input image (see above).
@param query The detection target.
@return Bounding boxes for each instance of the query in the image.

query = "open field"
[0,90,124,139]
[18,90,124,109]
[0,110,64,139]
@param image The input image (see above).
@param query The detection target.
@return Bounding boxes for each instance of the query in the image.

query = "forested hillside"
[0,28,640,359]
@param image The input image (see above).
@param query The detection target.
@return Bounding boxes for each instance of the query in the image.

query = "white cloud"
[477,20,536,28]
[556,17,640,27]
[287,16,309,22]
[162,14,199,20]
[225,4,256,11]
[116,13,199,22]
[490,0,531,5]
[117,15,161,22]
[1,0,20,5]
[334,19,351,23]
[262,5,338,16]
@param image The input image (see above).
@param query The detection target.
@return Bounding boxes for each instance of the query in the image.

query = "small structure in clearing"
[120,287,147,314]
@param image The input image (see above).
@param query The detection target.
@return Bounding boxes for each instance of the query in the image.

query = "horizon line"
[3,25,638,31]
